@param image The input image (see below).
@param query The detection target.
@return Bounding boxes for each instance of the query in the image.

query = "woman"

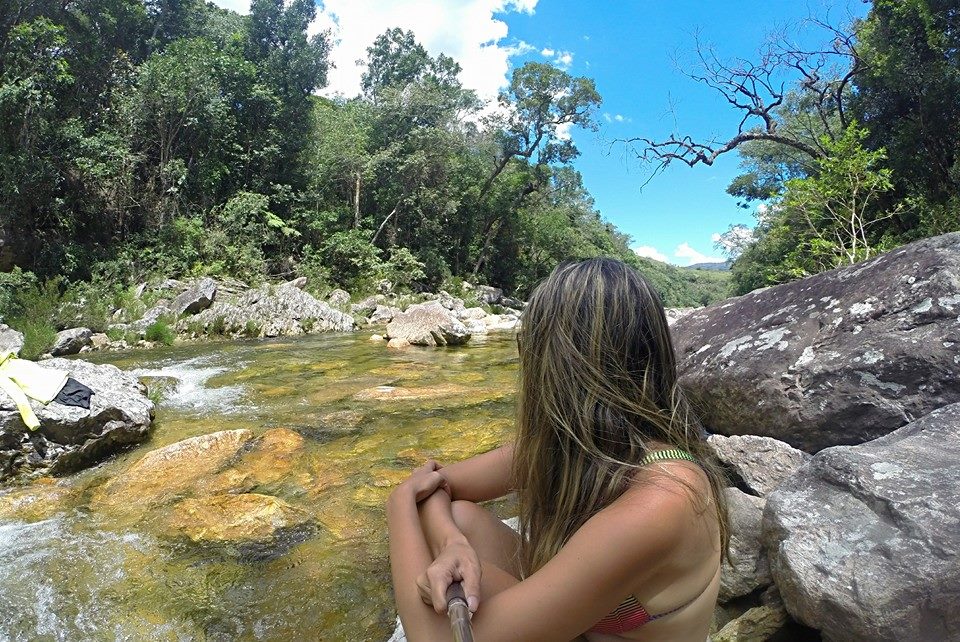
[387,258,728,641]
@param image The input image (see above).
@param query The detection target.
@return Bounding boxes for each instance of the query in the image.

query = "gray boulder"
[0,358,154,482]
[665,307,697,326]
[286,276,307,289]
[114,303,171,338]
[708,434,810,496]
[720,487,771,602]
[50,327,93,356]
[474,285,503,305]
[762,402,960,642]
[327,288,351,307]
[386,301,470,347]
[0,325,24,353]
[502,296,525,310]
[351,295,385,318]
[368,305,400,325]
[170,277,217,316]
[672,232,960,452]
[181,283,355,337]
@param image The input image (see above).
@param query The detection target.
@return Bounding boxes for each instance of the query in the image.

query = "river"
[0,331,519,641]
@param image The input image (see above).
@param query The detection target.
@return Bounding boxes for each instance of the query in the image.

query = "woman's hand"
[400,460,451,503]
[416,536,482,614]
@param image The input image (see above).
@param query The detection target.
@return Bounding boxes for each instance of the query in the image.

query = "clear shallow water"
[0,332,519,641]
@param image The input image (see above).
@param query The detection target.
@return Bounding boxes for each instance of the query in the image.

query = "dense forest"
[0,0,729,342]
[637,0,959,293]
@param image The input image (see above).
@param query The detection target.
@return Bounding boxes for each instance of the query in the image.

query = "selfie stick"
[446,582,475,642]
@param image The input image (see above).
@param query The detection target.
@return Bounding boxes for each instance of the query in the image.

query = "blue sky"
[499,1,868,265]
[213,0,868,265]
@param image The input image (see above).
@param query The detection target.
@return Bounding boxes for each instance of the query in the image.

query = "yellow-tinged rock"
[352,383,471,402]
[0,479,76,522]
[313,494,378,540]
[371,468,409,488]
[96,429,255,509]
[711,605,789,642]
[168,493,312,544]
[239,428,305,486]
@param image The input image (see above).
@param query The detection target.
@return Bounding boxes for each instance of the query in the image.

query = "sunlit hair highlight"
[512,258,729,576]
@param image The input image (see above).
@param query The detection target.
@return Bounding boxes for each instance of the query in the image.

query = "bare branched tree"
[624,17,866,175]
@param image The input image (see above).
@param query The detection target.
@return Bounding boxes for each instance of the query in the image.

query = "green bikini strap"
[639,448,697,466]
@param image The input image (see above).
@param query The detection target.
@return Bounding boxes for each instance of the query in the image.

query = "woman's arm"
[438,442,515,502]
[390,467,700,642]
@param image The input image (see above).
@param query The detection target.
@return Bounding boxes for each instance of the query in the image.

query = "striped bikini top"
[588,448,708,636]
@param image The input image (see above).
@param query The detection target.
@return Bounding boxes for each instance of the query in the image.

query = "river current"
[0,332,519,641]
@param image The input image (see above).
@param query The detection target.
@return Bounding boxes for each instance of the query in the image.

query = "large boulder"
[672,232,960,452]
[708,434,810,497]
[180,283,355,337]
[0,325,24,353]
[169,277,217,316]
[762,402,960,642]
[0,358,154,482]
[720,487,772,602]
[474,285,503,305]
[327,288,351,308]
[50,327,93,356]
[385,301,470,347]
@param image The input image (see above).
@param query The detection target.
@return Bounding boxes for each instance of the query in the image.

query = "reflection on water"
[0,332,519,641]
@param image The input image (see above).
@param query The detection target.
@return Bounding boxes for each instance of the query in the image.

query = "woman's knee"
[450,499,486,536]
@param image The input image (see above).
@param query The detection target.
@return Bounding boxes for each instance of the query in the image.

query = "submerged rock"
[763,402,960,641]
[167,492,313,558]
[96,429,255,509]
[673,232,960,452]
[385,302,470,347]
[0,358,154,482]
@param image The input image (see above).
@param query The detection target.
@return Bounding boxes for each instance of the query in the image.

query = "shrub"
[144,320,175,345]
[210,315,227,336]
[242,320,261,337]
[105,326,125,341]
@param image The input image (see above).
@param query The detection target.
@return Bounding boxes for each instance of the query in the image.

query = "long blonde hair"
[513,258,729,576]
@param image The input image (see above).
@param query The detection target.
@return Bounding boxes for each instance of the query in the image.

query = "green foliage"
[731,126,897,293]
[242,320,262,337]
[144,319,175,345]
[378,247,426,291]
[321,230,383,291]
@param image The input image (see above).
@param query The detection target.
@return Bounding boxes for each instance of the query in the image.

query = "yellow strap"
[0,373,41,430]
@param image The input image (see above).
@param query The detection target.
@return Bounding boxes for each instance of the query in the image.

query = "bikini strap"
[639,448,697,467]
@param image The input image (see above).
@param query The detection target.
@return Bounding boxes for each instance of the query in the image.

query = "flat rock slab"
[708,434,810,496]
[0,358,154,482]
[672,232,960,452]
[762,402,960,642]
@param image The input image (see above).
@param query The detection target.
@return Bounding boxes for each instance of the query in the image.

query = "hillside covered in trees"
[0,0,728,340]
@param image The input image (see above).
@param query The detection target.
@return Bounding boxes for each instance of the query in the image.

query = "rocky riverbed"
[1,233,957,642]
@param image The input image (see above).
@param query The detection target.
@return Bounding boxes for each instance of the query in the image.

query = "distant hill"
[632,257,733,308]
[688,261,731,271]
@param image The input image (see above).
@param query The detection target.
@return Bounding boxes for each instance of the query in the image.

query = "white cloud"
[555,121,574,141]
[211,0,248,12]
[674,243,725,266]
[602,112,630,124]
[539,47,574,70]
[208,0,539,101]
[633,246,669,263]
